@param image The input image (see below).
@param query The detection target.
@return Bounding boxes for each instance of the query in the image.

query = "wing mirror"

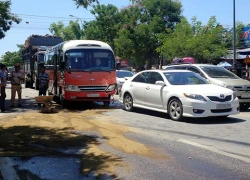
[155,81,166,86]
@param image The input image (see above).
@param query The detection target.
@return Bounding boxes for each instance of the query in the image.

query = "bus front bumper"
[63,90,115,102]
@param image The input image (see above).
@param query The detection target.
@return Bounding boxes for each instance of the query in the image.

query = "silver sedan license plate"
[216,104,231,109]
[87,94,100,97]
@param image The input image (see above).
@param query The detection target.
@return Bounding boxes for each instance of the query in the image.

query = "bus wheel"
[103,101,110,107]
[62,100,70,108]
[60,95,68,108]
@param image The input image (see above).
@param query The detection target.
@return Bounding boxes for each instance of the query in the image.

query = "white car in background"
[116,70,134,94]
[164,64,250,110]
[119,70,240,121]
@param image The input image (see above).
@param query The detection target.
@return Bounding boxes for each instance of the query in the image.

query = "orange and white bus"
[44,40,117,106]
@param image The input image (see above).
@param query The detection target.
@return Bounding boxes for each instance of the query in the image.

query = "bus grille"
[78,86,107,92]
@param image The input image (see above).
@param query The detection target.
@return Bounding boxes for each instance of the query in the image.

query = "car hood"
[210,78,250,86]
[175,84,233,95]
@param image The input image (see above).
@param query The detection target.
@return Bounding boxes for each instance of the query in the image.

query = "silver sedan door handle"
[146,86,150,90]
[130,84,133,87]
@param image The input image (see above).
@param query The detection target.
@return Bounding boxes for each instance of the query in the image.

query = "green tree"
[83,4,121,50]
[223,21,246,49]
[115,0,182,68]
[49,21,83,41]
[73,0,99,8]
[1,44,23,66]
[236,22,247,49]
[158,16,227,63]
[0,1,21,39]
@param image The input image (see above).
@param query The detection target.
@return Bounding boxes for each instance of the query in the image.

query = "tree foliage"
[73,0,99,8]
[83,4,121,49]
[67,0,247,66]
[0,0,21,39]
[1,44,23,66]
[49,21,83,41]
[115,0,182,67]
[157,16,227,63]
[221,21,246,49]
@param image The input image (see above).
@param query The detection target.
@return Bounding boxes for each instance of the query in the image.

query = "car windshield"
[65,49,116,72]
[200,66,239,79]
[116,71,134,78]
[164,72,209,85]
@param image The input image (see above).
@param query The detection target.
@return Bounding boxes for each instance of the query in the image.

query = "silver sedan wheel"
[124,94,133,111]
[168,99,183,121]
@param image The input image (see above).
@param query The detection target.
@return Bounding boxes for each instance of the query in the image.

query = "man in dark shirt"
[38,65,49,108]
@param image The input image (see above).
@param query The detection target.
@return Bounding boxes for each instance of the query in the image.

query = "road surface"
[0,84,249,180]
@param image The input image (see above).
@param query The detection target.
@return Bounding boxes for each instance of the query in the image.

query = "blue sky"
[0,0,250,57]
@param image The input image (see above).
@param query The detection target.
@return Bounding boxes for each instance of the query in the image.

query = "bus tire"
[60,95,69,108]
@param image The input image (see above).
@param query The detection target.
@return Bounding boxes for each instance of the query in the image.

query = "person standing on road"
[38,65,49,108]
[10,63,25,108]
[0,64,7,112]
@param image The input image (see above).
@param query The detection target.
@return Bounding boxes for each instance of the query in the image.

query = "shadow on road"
[1,97,123,114]
[2,98,38,113]
[0,126,121,179]
[131,107,167,118]
[63,100,122,111]
[183,116,246,124]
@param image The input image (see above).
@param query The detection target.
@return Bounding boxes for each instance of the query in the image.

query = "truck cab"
[22,35,63,89]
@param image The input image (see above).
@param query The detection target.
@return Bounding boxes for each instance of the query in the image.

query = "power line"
[11,13,95,20]
[19,20,73,24]
[11,26,50,29]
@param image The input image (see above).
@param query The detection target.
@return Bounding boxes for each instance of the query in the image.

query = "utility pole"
[233,0,236,71]
[69,15,84,39]
[69,15,83,27]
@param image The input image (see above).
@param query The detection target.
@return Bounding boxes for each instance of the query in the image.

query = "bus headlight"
[65,85,81,92]
[106,84,117,92]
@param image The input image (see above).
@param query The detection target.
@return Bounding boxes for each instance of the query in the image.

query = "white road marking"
[178,139,250,164]
[0,157,20,180]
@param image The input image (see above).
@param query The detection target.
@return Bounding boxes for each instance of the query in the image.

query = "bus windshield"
[65,49,115,72]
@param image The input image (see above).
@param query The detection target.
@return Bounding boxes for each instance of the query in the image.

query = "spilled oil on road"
[0,109,168,178]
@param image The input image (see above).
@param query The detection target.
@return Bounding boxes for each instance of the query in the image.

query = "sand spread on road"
[0,109,168,176]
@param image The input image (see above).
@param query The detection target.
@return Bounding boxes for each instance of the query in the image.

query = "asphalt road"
[0,84,250,180]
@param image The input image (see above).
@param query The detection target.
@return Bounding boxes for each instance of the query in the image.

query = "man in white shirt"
[10,63,25,107]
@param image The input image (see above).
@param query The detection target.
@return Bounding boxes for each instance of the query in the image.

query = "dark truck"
[22,34,63,89]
